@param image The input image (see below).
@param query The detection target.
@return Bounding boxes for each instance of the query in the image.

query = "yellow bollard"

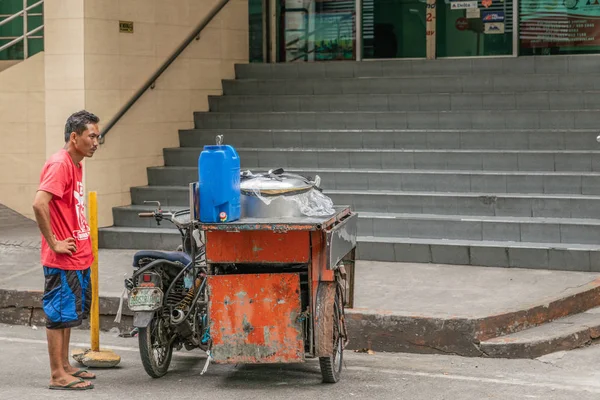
[72,191,121,368]
[90,190,100,352]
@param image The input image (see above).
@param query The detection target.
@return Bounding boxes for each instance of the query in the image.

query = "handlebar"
[137,205,191,229]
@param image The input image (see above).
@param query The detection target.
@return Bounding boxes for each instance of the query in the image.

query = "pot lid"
[240,169,314,196]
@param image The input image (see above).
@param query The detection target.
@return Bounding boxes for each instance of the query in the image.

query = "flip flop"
[49,378,94,390]
[72,369,96,379]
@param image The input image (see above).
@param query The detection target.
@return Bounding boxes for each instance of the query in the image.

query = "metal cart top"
[197,206,353,233]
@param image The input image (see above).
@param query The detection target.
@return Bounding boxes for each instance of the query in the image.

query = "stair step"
[357,235,600,270]
[234,57,599,79]
[209,91,600,112]
[130,185,600,218]
[148,165,600,195]
[164,147,600,172]
[222,74,600,96]
[328,190,600,219]
[98,226,182,250]
[131,185,189,207]
[359,212,600,245]
[98,220,600,270]
[193,110,600,130]
[111,203,600,245]
[112,205,185,229]
[179,128,597,151]
[479,307,600,358]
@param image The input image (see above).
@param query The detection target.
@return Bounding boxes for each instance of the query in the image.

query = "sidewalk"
[3,207,600,357]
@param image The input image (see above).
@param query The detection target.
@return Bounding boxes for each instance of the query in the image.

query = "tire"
[319,296,343,383]
[138,314,174,378]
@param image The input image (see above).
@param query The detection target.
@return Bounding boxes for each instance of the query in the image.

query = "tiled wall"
[0,61,21,73]
[44,0,249,226]
[0,53,45,219]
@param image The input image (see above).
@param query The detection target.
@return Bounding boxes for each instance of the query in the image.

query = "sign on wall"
[119,21,134,33]
[520,0,600,48]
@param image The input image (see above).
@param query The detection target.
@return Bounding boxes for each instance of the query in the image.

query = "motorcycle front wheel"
[138,313,174,378]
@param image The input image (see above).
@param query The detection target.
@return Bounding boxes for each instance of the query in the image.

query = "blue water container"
[198,144,241,223]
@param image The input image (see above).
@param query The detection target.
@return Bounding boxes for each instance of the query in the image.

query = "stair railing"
[99,0,230,145]
[0,0,44,59]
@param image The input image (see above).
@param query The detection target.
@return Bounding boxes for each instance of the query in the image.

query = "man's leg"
[43,267,92,388]
[47,327,65,379]
[47,328,91,388]
[61,328,95,378]
[62,328,72,371]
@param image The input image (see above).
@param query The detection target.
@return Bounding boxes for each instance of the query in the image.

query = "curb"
[3,280,600,358]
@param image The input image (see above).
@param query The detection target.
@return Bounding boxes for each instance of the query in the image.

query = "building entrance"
[254,0,517,62]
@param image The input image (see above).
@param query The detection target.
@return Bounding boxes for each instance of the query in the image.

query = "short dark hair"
[64,110,100,142]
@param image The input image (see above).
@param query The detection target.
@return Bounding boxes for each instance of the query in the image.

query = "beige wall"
[43,0,249,226]
[0,60,21,73]
[0,53,45,219]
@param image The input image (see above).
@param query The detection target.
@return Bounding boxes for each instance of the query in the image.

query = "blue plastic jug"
[198,142,241,223]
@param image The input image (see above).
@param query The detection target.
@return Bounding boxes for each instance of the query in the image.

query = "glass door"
[361,0,427,59]
[436,0,514,57]
[267,0,516,61]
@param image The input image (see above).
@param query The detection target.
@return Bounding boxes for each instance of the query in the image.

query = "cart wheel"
[319,296,343,383]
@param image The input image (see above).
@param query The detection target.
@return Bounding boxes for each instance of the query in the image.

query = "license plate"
[128,287,163,311]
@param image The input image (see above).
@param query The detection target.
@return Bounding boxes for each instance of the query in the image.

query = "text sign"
[451,1,478,9]
[119,21,134,33]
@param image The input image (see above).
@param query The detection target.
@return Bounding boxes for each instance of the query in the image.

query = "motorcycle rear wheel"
[138,314,174,378]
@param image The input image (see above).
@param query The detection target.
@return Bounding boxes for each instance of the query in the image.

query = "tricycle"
[124,183,357,383]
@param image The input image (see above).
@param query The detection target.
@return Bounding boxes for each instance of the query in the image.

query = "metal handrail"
[99,0,230,144]
[0,0,43,28]
[0,36,43,39]
[0,13,42,17]
[0,0,44,59]
[0,24,43,54]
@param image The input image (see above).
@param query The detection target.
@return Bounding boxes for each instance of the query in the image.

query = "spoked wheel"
[319,276,346,384]
[138,313,174,378]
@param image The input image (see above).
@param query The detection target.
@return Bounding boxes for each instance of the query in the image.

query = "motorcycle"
[124,201,209,378]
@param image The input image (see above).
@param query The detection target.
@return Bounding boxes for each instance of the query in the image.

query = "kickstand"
[119,327,138,338]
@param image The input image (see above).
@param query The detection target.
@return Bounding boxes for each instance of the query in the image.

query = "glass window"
[520,0,600,55]
[0,0,44,60]
[279,0,356,62]
[249,0,265,62]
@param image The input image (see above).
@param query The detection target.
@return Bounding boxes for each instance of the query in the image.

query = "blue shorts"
[42,267,91,330]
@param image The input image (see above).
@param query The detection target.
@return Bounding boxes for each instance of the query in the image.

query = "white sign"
[484,22,505,34]
[466,8,481,18]
[451,1,478,9]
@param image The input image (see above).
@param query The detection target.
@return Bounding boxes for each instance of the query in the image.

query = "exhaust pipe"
[171,309,194,339]
[171,309,186,324]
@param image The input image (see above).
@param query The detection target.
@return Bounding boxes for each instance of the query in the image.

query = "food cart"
[198,204,357,383]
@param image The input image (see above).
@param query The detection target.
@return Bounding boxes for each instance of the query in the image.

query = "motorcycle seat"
[132,250,192,268]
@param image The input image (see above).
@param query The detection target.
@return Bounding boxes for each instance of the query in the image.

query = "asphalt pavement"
[1,323,599,399]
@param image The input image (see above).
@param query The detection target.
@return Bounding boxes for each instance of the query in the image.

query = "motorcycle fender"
[133,311,154,328]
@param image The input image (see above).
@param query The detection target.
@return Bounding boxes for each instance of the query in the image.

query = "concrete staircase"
[99,56,600,271]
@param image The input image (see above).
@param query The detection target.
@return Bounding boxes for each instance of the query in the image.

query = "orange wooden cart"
[198,206,357,383]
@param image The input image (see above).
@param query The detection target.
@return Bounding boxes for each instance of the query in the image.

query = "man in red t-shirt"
[32,110,100,391]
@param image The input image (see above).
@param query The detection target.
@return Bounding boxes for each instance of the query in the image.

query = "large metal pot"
[240,168,323,218]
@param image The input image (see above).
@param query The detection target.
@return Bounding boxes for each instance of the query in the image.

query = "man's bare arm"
[32,191,76,255]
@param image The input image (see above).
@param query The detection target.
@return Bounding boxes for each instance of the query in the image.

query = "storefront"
[248,0,600,61]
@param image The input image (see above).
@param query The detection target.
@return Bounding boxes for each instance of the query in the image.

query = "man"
[32,110,100,391]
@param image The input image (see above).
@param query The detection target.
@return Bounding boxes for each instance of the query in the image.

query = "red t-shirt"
[38,149,93,270]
